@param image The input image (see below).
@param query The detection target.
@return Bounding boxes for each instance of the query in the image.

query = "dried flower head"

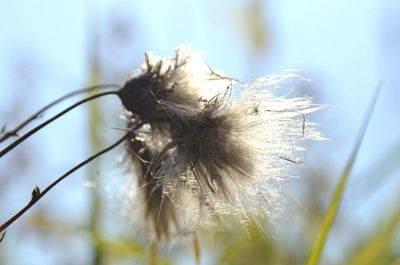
[120,45,322,240]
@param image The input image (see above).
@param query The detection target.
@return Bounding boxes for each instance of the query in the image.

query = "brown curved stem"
[0,91,119,158]
[0,131,132,233]
[0,84,120,143]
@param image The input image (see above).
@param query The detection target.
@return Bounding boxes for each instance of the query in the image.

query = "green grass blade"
[306,82,383,265]
[193,234,201,265]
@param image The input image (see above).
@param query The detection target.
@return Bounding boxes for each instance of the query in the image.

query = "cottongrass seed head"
[119,45,322,240]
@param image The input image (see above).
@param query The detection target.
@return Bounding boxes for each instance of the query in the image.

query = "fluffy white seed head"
[120,46,322,240]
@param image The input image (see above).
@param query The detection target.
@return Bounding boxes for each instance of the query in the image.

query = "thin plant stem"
[0,131,132,233]
[0,84,120,143]
[0,91,119,158]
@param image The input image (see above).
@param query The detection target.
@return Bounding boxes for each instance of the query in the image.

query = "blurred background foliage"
[0,0,399,264]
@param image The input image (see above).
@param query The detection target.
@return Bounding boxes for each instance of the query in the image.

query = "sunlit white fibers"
[119,46,323,239]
